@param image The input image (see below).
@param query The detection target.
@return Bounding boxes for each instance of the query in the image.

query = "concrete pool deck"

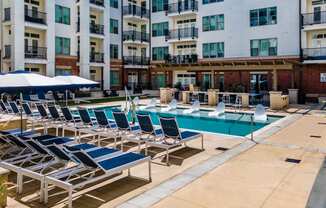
[5,101,326,208]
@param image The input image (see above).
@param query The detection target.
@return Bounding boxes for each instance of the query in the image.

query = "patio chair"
[22,102,42,130]
[8,101,21,115]
[60,106,82,137]
[154,116,204,165]
[77,108,103,143]
[254,104,267,122]
[161,99,177,112]
[112,111,142,151]
[47,105,65,136]
[0,100,12,114]
[94,110,119,146]
[44,146,151,208]
[35,103,50,133]
[183,100,200,114]
[139,98,157,110]
[208,102,225,117]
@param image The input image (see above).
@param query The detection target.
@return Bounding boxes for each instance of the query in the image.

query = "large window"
[152,47,169,60]
[250,38,277,57]
[55,37,70,55]
[152,22,169,37]
[110,0,118,8]
[55,5,70,25]
[203,14,224,32]
[110,19,119,34]
[202,42,224,58]
[110,44,119,59]
[110,71,120,86]
[152,0,168,12]
[250,7,277,27]
[202,0,223,5]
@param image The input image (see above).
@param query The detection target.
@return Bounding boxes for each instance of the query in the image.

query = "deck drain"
[216,147,229,151]
[310,135,322,139]
[285,158,301,164]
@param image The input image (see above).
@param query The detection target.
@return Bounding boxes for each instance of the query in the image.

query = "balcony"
[90,52,104,63]
[25,9,46,25]
[302,47,326,61]
[123,56,150,66]
[166,54,198,65]
[123,31,150,43]
[90,0,104,7]
[90,23,104,35]
[167,0,198,16]
[3,45,11,59]
[302,11,326,26]
[166,27,198,42]
[3,8,10,22]
[123,5,150,20]
[25,46,47,59]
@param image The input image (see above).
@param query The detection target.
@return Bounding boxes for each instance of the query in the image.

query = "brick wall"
[55,56,79,75]
[301,65,326,95]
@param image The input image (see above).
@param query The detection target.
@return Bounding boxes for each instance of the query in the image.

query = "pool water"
[90,106,282,137]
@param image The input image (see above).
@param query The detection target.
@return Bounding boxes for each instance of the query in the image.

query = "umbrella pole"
[20,92,23,134]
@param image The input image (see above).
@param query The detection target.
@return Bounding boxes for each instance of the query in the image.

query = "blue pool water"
[89,106,282,137]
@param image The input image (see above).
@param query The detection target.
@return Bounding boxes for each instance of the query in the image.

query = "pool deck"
[5,101,326,208]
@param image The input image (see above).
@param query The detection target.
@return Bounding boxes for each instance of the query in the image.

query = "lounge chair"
[44,146,151,208]
[94,110,119,146]
[183,100,200,114]
[60,106,82,137]
[253,104,267,122]
[0,100,12,114]
[161,99,177,112]
[139,98,157,110]
[8,101,21,115]
[47,105,65,136]
[154,116,204,165]
[112,111,142,151]
[208,102,225,117]
[76,108,101,143]
[22,102,42,130]
[35,103,51,134]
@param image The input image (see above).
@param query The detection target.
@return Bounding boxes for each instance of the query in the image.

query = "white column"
[11,0,25,71]
[79,1,90,79]
[46,0,55,77]
[103,0,110,90]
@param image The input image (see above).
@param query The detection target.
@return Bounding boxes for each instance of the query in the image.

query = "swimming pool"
[90,106,282,137]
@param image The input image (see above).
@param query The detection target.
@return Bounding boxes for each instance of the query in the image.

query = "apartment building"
[301,0,326,100]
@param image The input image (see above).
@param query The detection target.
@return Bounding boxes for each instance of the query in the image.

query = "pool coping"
[116,113,301,208]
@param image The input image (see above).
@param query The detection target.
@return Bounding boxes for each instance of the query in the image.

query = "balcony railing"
[25,46,47,59]
[90,52,104,63]
[3,8,10,21]
[123,56,150,65]
[123,31,150,43]
[3,45,11,59]
[90,23,104,35]
[123,5,150,19]
[166,27,198,41]
[90,0,105,7]
[166,54,198,65]
[302,11,326,26]
[168,0,198,14]
[302,47,326,60]
[25,9,46,24]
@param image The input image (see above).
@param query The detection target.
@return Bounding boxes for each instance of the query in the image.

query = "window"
[203,14,224,32]
[110,71,120,86]
[202,42,224,58]
[110,19,119,34]
[250,7,277,27]
[55,37,70,55]
[110,44,119,59]
[202,0,223,5]
[55,5,70,25]
[250,38,277,56]
[152,47,169,60]
[152,22,169,37]
[152,0,168,12]
[110,0,118,8]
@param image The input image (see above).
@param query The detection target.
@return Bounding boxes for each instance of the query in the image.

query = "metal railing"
[166,54,198,64]
[123,56,150,65]
[3,8,10,21]
[123,31,150,42]
[3,45,11,59]
[123,5,150,19]
[25,46,47,59]
[168,0,198,14]
[90,23,104,35]
[166,27,198,40]
[302,11,326,26]
[90,0,105,7]
[302,47,326,60]
[90,52,104,63]
[25,9,46,24]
